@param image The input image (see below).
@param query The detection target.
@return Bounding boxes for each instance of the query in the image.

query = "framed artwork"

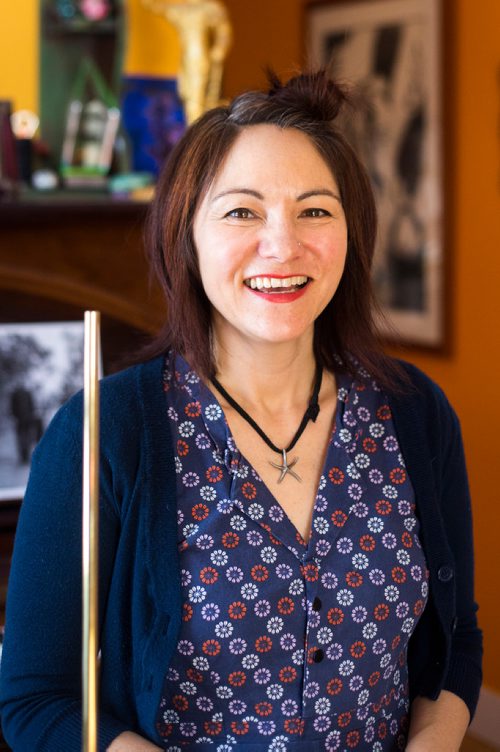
[0,321,85,501]
[307,0,445,347]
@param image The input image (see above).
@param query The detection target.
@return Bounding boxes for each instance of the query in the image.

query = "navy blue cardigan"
[0,357,482,750]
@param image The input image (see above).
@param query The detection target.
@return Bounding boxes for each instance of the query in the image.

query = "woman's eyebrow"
[211,187,342,203]
[297,189,342,203]
[212,188,264,202]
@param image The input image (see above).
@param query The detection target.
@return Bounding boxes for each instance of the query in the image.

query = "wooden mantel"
[0,190,166,335]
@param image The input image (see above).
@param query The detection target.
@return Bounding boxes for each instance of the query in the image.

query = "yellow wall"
[124,0,179,77]
[0,0,39,112]
[0,0,180,114]
[1,0,499,694]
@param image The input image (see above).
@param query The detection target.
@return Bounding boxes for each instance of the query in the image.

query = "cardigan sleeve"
[0,393,130,751]
[435,385,483,712]
[393,362,483,720]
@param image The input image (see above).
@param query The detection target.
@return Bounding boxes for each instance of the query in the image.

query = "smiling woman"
[193,125,348,351]
[0,70,482,752]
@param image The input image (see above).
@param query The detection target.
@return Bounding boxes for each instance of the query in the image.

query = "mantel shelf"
[0,188,165,334]
[0,189,150,225]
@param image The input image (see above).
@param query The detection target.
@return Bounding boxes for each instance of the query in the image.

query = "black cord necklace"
[211,366,323,484]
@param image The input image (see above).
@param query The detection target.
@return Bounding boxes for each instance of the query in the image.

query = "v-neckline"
[199,371,354,559]
[166,351,358,558]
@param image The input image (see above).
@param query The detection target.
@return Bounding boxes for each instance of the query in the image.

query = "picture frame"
[306,0,445,348]
[0,321,85,501]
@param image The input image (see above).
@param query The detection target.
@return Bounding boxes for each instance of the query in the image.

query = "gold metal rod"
[82,311,100,752]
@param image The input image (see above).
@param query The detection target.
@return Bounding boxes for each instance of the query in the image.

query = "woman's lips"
[243,275,311,303]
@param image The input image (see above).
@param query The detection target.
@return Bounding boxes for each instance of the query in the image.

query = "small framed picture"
[307,0,445,348]
[0,321,85,501]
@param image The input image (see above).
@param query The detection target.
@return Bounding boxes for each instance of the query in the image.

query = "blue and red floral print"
[156,353,429,751]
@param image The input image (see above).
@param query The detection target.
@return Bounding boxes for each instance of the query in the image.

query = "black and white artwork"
[307,0,444,346]
[0,321,84,500]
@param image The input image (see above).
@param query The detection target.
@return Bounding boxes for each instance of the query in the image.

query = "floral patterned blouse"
[156,352,429,751]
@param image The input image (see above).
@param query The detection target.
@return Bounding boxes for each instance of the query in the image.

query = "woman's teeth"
[245,276,308,291]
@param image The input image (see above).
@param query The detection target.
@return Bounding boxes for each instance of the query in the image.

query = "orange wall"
[223,0,303,95]
[403,0,500,691]
[1,0,499,693]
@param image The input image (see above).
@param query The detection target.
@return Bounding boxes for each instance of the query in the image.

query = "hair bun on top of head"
[266,68,348,123]
[226,68,349,127]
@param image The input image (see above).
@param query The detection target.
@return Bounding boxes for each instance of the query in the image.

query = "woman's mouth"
[243,275,310,293]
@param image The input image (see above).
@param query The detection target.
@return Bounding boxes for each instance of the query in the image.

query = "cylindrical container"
[15,138,33,183]
[0,100,19,188]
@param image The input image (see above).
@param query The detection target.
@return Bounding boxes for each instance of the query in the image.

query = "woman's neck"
[212,329,317,416]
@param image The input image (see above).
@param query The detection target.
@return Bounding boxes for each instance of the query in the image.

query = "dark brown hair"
[145,69,405,390]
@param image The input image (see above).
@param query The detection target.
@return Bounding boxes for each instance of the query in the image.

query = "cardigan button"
[313,649,324,663]
[437,565,454,582]
[312,597,322,612]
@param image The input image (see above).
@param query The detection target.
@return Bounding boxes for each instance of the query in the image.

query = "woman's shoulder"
[389,358,453,412]
[392,357,438,387]
[386,358,462,449]
[41,355,166,449]
[346,355,451,412]
[100,355,165,409]
[67,355,165,409]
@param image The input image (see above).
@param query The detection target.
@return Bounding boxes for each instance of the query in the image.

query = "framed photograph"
[307,0,444,347]
[0,321,85,501]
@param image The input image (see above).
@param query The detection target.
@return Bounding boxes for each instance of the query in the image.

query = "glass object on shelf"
[61,100,120,183]
[60,57,121,188]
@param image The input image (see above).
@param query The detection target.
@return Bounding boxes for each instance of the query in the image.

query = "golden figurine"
[142,0,233,124]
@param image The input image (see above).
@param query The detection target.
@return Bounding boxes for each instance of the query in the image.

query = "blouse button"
[313,649,324,663]
[312,597,322,612]
[437,565,454,582]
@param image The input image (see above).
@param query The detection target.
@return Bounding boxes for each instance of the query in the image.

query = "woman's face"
[193,124,348,351]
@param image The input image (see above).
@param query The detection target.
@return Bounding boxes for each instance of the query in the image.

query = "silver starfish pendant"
[270,449,302,484]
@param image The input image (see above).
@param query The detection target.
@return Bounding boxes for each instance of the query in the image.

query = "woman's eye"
[225,207,253,219]
[302,207,331,218]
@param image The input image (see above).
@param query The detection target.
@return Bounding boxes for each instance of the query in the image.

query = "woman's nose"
[258,220,303,262]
